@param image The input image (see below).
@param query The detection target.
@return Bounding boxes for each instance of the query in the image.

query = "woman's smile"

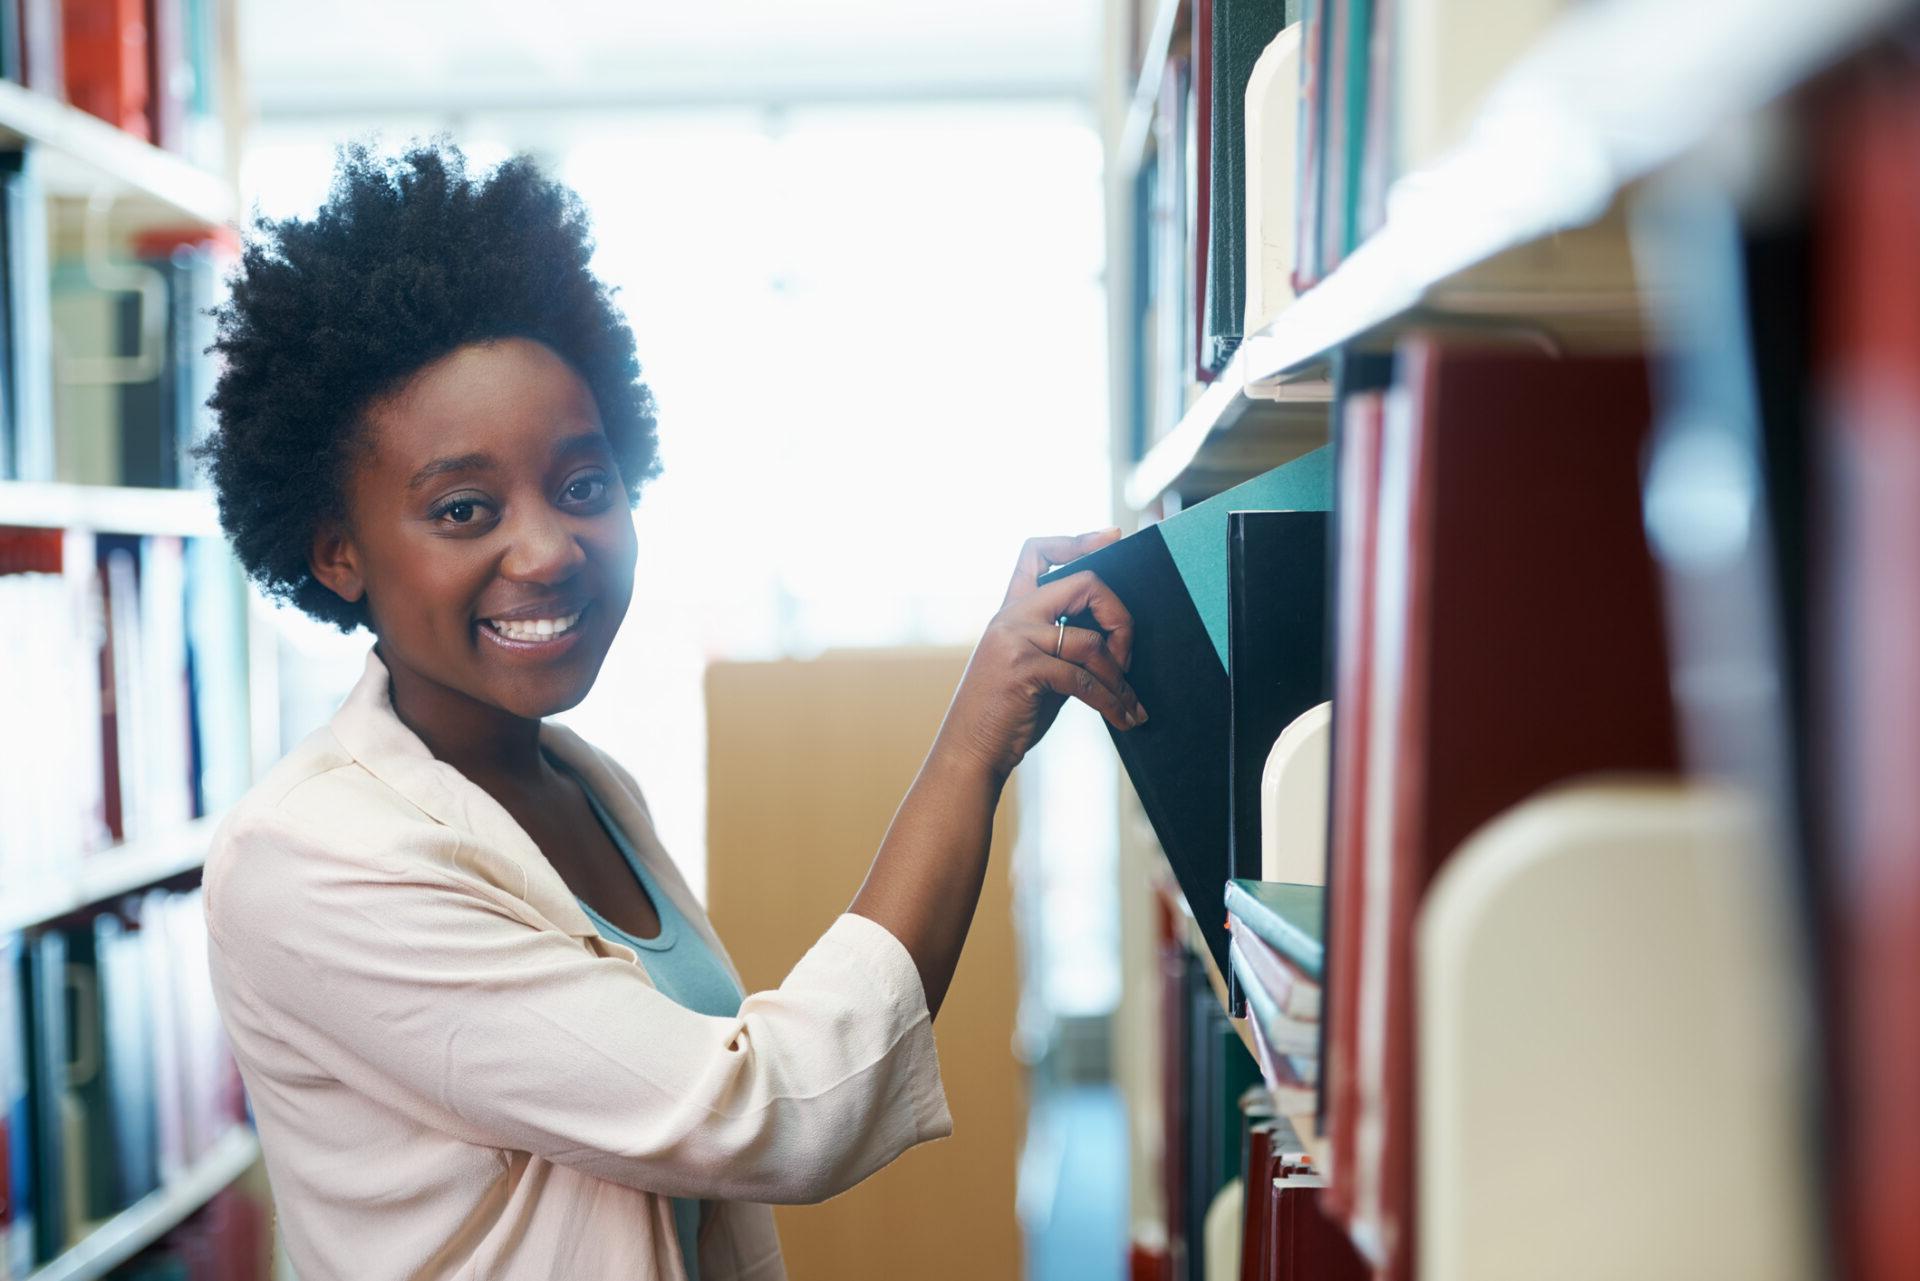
[476,600,594,655]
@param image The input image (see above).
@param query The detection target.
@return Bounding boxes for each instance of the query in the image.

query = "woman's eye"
[564,475,608,504]
[431,497,489,525]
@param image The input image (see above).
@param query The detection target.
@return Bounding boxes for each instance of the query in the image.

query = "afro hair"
[195,138,659,631]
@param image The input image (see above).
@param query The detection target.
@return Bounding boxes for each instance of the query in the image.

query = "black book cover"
[1039,449,1331,979]
[1226,510,1329,1012]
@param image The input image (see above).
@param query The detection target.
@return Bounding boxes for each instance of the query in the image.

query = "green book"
[1039,449,1333,978]
[1224,878,1324,980]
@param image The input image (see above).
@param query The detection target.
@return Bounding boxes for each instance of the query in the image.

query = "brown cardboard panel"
[706,647,1022,1281]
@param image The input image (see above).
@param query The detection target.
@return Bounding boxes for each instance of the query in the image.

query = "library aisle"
[8,0,1920,1279]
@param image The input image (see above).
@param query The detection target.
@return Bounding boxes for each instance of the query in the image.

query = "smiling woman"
[190,139,1145,1281]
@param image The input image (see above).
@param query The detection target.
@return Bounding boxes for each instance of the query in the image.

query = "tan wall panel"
[706,647,1023,1281]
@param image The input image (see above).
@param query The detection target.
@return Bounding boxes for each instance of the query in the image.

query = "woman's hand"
[933,528,1146,788]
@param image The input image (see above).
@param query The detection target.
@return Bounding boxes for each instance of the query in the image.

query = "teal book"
[1039,447,1332,977]
[1224,878,1324,980]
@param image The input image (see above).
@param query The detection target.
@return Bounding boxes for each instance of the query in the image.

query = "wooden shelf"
[1119,0,1910,509]
[0,815,221,934]
[0,79,234,230]
[0,482,222,538]
[25,1127,260,1281]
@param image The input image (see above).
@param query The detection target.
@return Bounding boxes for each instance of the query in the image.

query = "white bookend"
[1260,700,1329,884]
[1417,780,1816,1281]
[1243,22,1302,336]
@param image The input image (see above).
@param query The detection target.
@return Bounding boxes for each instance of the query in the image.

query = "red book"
[1814,64,1920,1281]
[62,0,150,139]
[1346,340,1680,1281]
[1322,389,1382,1226]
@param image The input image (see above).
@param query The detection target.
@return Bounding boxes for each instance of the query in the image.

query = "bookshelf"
[0,2,275,1278]
[0,816,220,937]
[1100,0,1913,1278]
[0,483,219,538]
[1116,0,1912,512]
[22,1129,259,1281]
[0,79,235,231]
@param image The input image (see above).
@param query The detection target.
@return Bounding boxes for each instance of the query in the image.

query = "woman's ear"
[310,517,367,607]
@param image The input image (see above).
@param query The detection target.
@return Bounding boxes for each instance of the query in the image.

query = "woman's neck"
[378,640,555,791]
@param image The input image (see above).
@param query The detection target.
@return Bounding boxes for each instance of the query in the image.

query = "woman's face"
[316,337,638,720]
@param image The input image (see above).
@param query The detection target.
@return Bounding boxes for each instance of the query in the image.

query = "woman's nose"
[499,507,588,583]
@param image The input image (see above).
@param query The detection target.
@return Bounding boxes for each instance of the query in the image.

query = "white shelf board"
[0,79,234,229]
[1114,0,1183,179]
[25,1127,261,1281]
[0,814,221,934]
[1124,357,1331,510]
[0,482,222,538]
[1236,0,1911,390]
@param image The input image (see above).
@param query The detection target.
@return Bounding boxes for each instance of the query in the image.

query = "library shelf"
[0,814,222,935]
[0,78,235,232]
[23,1127,261,1281]
[1120,0,1911,510]
[0,482,222,538]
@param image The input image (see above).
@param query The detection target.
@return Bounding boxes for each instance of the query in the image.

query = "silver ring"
[1054,615,1068,657]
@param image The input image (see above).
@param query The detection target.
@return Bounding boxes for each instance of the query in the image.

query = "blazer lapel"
[327,647,600,941]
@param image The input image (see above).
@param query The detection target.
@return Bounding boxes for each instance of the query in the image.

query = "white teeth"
[485,609,583,641]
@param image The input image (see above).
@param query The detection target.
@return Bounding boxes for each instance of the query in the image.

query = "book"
[22,929,68,1265]
[19,0,63,97]
[1224,879,1323,979]
[1229,938,1319,1058]
[1038,448,1333,978]
[97,908,159,1208]
[1,150,54,484]
[1260,701,1328,884]
[1227,512,1328,902]
[1229,917,1321,1022]
[62,0,152,139]
[1812,69,1920,1281]
[1323,388,1382,1219]
[2,934,33,1278]
[1291,0,1327,293]
[1202,0,1291,371]
[1339,340,1679,1280]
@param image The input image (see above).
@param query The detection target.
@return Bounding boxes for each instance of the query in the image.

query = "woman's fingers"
[1045,623,1146,724]
[1002,528,1122,607]
[1026,570,1135,673]
[1033,653,1143,731]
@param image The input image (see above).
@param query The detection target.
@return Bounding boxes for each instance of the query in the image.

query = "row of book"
[1124,0,1574,457]
[0,526,251,902]
[1,887,250,1275]
[5,0,231,165]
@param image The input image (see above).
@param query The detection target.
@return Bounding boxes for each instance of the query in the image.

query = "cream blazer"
[202,648,952,1280]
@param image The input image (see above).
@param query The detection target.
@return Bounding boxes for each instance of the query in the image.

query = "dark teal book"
[1202,0,1292,371]
[1039,447,1333,977]
[1224,879,1324,981]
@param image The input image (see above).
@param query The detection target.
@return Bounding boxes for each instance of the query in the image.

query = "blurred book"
[1201,0,1292,370]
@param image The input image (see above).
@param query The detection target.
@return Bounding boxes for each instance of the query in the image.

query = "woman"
[196,141,1145,1281]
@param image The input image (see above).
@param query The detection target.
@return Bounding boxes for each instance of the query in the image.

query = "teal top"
[549,752,745,1281]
